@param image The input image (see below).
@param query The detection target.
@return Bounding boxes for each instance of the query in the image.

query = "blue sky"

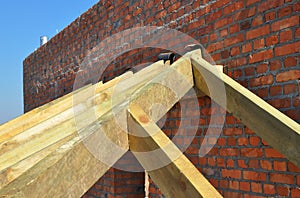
[0,0,99,124]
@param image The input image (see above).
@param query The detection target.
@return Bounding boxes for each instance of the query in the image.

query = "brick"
[274,161,287,171]
[246,26,270,40]
[199,157,207,165]
[215,16,232,29]
[284,84,296,94]
[210,33,217,41]
[288,161,300,172]
[229,24,239,34]
[284,56,297,67]
[270,173,294,184]
[226,159,235,167]
[266,35,278,46]
[244,127,255,134]
[270,60,282,71]
[253,38,265,50]
[294,96,300,106]
[256,63,268,74]
[242,42,252,53]
[276,185,290,196]
[223,127,243,136]
[270,85,282,96]
[208,157,216,166]
[217,158,225,167]
[220,179,229,188]
[264,184,275,195]
[238,137,248,146]
[295,1,300,11]
[291,188,300,197]
[250,75,274,87]
[260,160,272,170]
[223,191,242,197]
[231,46,240,56]
[218,137,226,146]
[224,33,244,47]
[229,180,239,190]
[240,181,250,191]
[238,160,248,168]
[256,87,268,98]
[241,148,263,158]
[272,15,299,31]
[251,182,262,193]
[224,4,235,15]
[276,70,300,82]
[167,2,181,13]
[258,0,284,12]
[265,11,276,22]
[245,66,255,77]
[249,136,260,146]
[268,98,291,108]
[249,49,273,63]
[296,27,300,38]
[220,148,239,156]
[243,171,266,181]
[246,0,259,6]
[280,29,292,42]
[285,109,300,121]
[278,6,292,17]
[221,50,230,59]
[275,41,300,56]
[240,20,251,30]
[227,137,236,146]
[252,15,263,26]
[222,169,241,179]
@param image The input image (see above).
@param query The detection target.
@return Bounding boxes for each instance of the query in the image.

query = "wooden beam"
[189,49,300,167]
[128,104,222,198]
[0,60,170,197]
[130,57,194,122]
[0,115,127,197]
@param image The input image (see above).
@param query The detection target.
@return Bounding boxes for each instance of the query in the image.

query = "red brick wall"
[24,0,300,197]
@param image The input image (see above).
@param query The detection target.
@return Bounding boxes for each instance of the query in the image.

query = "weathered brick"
[246,26,270,40]
[249,49,273,63]
[276,70,300,82]
[265,148,285,158]
[241,148,263,158]
[271,15,299,31]
[240,181,251,191]
[280,29,292,42]
[250,74,274,87]
[264,184,275,195]
[275,41,300,56]
[251,182,262,193]
[274,161,287,171]
[243,171,266,181]
[222,169,241,179]
[276,185,290,196]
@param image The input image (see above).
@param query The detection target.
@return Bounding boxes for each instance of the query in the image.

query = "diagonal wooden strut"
[189,49,300,167]
[128,104,222,198]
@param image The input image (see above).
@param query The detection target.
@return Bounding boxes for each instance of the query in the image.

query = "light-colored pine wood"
[0,61,170,197]
[130,57,193,122]
[190,49,300,167]
[0,115,127,197]
[0,61,169,178]
[0,83,92,143]
[128,104,222,198]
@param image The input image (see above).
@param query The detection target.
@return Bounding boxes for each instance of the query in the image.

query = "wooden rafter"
[189,49,300,167]
[128,104,222,198]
